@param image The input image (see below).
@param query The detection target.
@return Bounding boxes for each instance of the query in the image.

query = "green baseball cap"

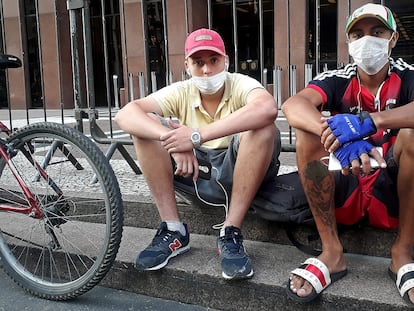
[345,3,397,34]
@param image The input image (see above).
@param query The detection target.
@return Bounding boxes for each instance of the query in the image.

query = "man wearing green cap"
[282,3,414,305]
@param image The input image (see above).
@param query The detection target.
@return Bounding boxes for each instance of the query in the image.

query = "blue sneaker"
[135,222,190,271]
[217,226,253,280]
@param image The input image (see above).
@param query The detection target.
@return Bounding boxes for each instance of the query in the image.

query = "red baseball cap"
[185,28,226,58]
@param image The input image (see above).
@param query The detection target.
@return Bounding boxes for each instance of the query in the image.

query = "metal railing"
[85,64,315,159]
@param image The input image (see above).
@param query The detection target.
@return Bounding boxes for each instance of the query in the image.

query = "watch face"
[191,131,201,146]
[191,132,200,142]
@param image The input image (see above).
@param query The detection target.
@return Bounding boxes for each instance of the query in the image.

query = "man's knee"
[240,123,278,145]
[394,129,414,163]
[295,129,326,161]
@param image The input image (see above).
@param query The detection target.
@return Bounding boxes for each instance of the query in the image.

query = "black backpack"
[174,170,322,255]
[251,171,312,224]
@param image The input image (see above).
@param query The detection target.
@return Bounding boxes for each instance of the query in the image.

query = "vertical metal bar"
[128,72,134,101]
[289,64,296,144]
[185,0,189,34]
[151,71,157,92]
[101,0,112,110]
[273,66,277,106]
[262,68,267,89]
[289,64,296,96]
[120,0,129,79]
[232,0,238,72]
[54,0,65,124]
[0,0,12,130]
[140,0,150,93]
[305,63,313,87]
[275,66,282,109]
[315,0,320,74]
[82,2,96,110]
[259,0,265,83]
[161,0,170,85]
[287,0,291,95]
[113,75,119,110]
[138,72,145,98]
[34,0,46,120]
[207,0,212,29]
[67,1,84,132]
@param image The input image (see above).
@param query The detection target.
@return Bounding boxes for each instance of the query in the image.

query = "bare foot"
[289,254,347,299]
[389,243,414,304]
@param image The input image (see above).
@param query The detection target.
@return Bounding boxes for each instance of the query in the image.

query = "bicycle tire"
[0,122,123,300]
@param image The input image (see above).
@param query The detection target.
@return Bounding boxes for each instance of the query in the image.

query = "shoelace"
[152,230,173,246]
[221,234,243,253]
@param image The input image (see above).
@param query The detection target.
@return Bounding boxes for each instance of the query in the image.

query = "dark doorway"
[211,0,274,83]
[22,0,43,108]
[145,0,167,91]
[307,0,338,74]
[90,0,124,107]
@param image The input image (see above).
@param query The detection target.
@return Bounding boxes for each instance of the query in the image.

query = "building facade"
[0,0,413,110]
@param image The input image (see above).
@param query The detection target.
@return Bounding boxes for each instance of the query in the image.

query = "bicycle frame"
[0,121,63,219]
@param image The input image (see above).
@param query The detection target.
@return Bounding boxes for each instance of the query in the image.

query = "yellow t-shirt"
[149,72,264,149]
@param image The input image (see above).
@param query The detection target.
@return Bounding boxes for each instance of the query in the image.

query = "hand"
[171,151,200,180]
[333,140,385,175]
[160,120,193,153]
[326,112,377,146]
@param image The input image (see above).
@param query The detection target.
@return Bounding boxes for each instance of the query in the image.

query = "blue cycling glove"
[327,111,377,145]
[333,140,374,169]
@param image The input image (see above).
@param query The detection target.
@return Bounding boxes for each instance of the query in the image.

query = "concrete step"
[100,225,407,311]
[106,160,406,309]
[121,191,397,259]
[112,159,397,259]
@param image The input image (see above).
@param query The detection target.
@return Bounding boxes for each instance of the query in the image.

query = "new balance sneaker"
[217,226,253,280]
[135,222,190,271]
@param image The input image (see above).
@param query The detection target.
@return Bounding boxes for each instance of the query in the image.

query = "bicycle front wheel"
[0,122,123,300]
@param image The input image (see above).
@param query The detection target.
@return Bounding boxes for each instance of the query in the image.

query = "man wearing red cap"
[115,28,280,280]
[283,3,414,305]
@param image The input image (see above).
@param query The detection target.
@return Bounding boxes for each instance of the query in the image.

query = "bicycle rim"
[0,122,123,300]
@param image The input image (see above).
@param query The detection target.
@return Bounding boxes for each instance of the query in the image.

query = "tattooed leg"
[288,130,347,299]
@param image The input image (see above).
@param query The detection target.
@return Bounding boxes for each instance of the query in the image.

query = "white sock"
[165,221,186,236]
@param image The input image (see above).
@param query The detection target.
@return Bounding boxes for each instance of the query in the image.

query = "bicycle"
[0,54,123,300]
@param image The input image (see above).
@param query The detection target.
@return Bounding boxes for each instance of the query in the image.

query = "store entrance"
[211,0,274,84]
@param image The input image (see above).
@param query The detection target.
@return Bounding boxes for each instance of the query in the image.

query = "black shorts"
[334,144,399,229]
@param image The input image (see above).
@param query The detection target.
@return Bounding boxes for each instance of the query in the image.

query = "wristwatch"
[190,129,201,148]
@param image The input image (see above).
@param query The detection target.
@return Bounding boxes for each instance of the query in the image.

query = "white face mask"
[348,35,392,75]
[191,70,227,94]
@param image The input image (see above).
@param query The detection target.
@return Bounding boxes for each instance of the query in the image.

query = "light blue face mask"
[191,70,227,94]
